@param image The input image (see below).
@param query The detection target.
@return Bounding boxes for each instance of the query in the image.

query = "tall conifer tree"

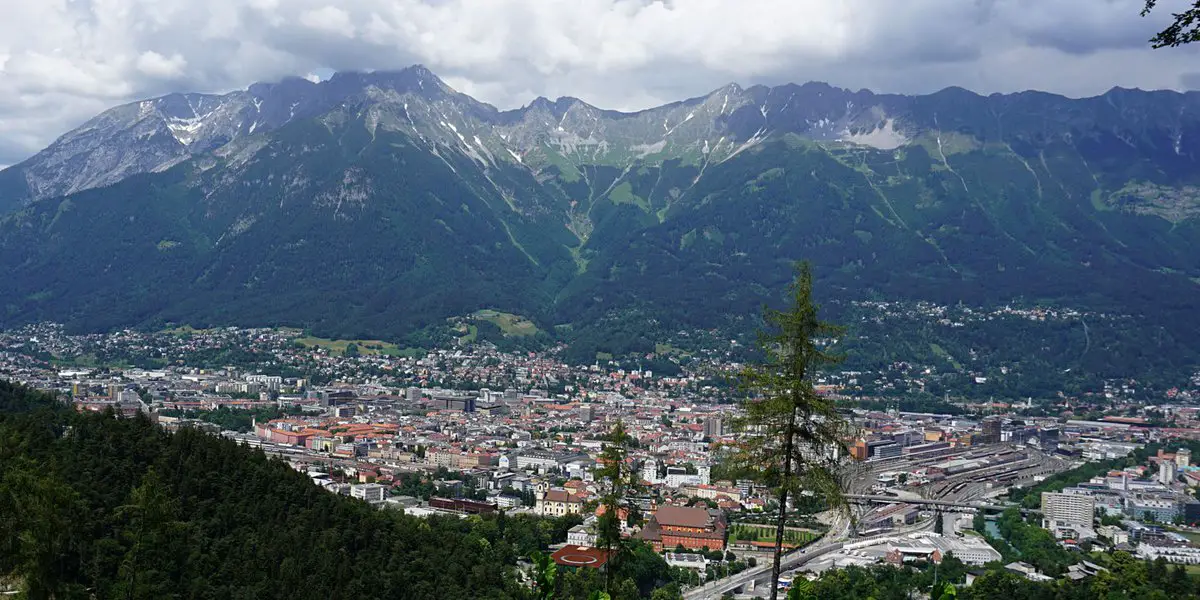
[729,262,856,600]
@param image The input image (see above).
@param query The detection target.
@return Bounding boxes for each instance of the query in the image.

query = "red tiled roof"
[654,505,714,528]
[544,489,583,504]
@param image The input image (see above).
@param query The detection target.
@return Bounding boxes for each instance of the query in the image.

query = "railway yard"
[688,442,1077,599]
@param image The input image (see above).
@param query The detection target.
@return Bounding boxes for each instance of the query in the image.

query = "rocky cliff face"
[5,66,1100,212]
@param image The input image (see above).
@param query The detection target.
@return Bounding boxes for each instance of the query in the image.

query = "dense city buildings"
[8,322,1200,591]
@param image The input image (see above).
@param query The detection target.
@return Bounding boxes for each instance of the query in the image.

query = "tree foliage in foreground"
[1144,1,1200,47]
[595,421,640,594]
[727,262,858,600]
[790,549,1200,600]
[0,380,670,599]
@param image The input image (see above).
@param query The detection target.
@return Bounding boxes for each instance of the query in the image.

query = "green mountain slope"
[1,69,1199,385]
[0,116,578,337]
[562,134,1200,326]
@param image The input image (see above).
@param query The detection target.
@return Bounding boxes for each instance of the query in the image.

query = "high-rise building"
[642,458,660,484]
[118,389,142,405]
[980,418,1002,445]
[1041,492,1095,527]
[867,440,901,460]
[1177,448,1192,468]
[736,479,754,497]
[1038,427,1061,451]
[1161,459,1179,485]
[703,416,724,438]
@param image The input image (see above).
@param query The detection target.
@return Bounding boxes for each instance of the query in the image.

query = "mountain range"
[1,65,1198,380]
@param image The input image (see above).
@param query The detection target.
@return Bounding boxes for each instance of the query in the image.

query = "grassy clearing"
[539,145,582,183]
[728,524,819,546]
[51,353,132,369]
[654,343,690,357]
[161,325,219,335]
[455,323,478,344]
[929,343,963,371]
[1176,531,1200,545]
[608,181,650,211]
[912,131,981,157]
[294,336,402,357]
[472,310,541,337]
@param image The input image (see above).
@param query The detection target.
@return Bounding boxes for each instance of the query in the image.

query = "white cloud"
[299,6,356,38]
[136,51,188,79]
[0,0,1196,165]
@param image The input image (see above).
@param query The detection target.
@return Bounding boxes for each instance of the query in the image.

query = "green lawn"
[654,343,690,357]
[728,524,819,546]
[472,310,541,336]
[929,343,963,371]
[51,353,133,369]
[456,323,478,344]
[1175,530,1200,545]
[294,336,402,357]
[160,325,221,335]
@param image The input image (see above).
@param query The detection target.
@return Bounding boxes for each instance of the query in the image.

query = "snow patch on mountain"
[167,116,208,146]
[632,140,667,158]
[841,117,908,150]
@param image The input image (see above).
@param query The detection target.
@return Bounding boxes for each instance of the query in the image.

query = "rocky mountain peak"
[1,66,1200,373]
[6,65,1200,217]
[328,66,453,99]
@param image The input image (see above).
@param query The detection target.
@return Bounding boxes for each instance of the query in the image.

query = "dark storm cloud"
[1181,72,1200,89]
[997,0,1164,55]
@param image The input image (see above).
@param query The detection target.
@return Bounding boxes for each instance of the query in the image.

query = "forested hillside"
[3,70,1200,386]
[4,380,1200,599]
[789,553,1200,600]
[0,381,672,599]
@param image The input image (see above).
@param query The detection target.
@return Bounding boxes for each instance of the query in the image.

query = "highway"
[683,445,1071,599]
[683,519,935,599]
[682,524,847,600]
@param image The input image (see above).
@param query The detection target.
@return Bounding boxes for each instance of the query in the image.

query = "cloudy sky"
[1,0,1198,166]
